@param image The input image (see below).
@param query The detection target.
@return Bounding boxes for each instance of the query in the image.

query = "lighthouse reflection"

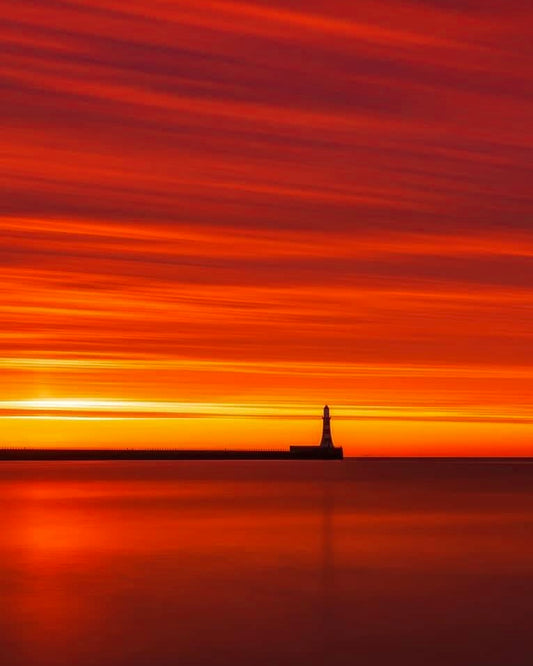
[317,476,337,662]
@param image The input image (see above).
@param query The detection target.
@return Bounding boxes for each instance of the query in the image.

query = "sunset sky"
[2,0,532,454]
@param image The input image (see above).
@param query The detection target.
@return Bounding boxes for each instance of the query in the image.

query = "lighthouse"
[289,405,343,458]
[319,405,334,448]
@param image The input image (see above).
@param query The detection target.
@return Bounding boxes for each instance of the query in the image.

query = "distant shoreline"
[0,450,531,462]
[0,447,344,461]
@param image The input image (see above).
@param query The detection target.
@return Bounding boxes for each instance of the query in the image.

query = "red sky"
[1,0,532,454]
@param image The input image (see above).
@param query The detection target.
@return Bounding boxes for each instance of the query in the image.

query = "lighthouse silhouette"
[319,405,334,448]
[289,405,343,458]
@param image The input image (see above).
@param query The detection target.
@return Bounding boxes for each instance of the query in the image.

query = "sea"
[1,459,532,666]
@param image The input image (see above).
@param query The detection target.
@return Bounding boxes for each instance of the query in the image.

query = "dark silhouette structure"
[289,405,343,459]
[319,404,334,448]
[0,406,344,460]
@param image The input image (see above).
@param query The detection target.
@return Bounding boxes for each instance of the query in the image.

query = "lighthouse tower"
[289,405,342,458]
[319,405,334,448]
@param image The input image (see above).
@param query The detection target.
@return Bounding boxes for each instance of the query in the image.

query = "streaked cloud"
[1,1,532,452]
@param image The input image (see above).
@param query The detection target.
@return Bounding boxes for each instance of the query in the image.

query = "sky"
[1,0,532,454]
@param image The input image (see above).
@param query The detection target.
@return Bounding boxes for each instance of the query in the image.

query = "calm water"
[1,460,532,666]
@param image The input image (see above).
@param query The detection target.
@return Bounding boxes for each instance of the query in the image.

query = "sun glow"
[0,399,531,422]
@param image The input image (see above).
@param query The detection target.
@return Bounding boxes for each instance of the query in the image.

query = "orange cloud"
[1,1,532,453]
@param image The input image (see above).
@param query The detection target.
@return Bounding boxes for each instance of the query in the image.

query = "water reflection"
[0,461,532,665]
